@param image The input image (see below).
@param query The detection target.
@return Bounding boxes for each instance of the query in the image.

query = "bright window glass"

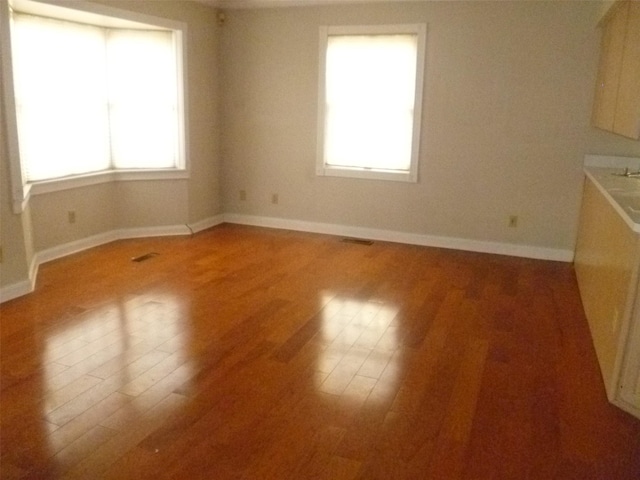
[11,12,181,182]
[317,25,426,182]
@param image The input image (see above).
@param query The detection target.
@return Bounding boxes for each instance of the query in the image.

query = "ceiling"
[196,0,578,9]
[196,0,418,9]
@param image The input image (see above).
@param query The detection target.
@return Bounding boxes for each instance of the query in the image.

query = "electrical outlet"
[508,215,518,228]
[271,193,279,205]
[68,211,76,224]
[239,190,247,201]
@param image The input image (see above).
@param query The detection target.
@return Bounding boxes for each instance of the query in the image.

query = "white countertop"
[584,155,640,234]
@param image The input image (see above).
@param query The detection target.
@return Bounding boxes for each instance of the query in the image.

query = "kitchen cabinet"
[575,158,640,419]
[620,280,640,414]
[592,1,640,140]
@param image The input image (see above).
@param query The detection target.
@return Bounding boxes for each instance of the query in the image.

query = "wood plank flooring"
[1,224,639,479]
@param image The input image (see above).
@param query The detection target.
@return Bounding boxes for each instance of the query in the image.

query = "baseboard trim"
[36,224,201,265]
[0,278,33,303]
[36,231,120,265]
[1,223,201,303]
[223,213,574,262]
[0,256,39,304]
[1,213,574,304]
[188,214,225,233]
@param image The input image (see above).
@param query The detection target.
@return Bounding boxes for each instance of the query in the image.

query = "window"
[317,24,426,182]
[8,1,186,187]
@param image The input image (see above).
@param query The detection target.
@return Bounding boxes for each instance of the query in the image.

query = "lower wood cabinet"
[575,176,640,418]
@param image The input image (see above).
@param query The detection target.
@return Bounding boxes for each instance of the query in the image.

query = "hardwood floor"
[1,224,639,479]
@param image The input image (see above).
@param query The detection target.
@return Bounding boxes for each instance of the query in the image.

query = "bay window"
[6,0,186,192]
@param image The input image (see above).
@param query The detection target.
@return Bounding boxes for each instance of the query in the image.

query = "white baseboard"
[35,224,199,265]
[0,278,32,303]
[115,224,191,239]
[1,213,574,304]
[36,231,120,265]
[0,255,38,303]
[188,214,225,233]
[223,213,574,262]
[1,222,201,303]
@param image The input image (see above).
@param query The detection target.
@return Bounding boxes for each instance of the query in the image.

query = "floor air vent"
[132,252,159,262]
[341,238,374,246]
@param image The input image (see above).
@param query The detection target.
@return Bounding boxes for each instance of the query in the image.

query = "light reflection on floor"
[42,292,192,455]
[316,292,400,404]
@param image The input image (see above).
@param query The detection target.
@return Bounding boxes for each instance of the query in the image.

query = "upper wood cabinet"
[592,1,640,140]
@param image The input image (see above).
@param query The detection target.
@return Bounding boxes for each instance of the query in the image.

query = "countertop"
[584,155,640,234]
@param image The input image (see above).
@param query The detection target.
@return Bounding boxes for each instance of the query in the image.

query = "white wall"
[220,0,640,255]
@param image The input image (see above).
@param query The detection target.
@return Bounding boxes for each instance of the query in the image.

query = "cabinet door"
[620,286,640,418]
[613,1,640,139]
[592,1,629,132]
[575,178,638,398]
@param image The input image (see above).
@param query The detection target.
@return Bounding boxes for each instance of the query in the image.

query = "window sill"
[29,168,189,196]
[317,166,417,183]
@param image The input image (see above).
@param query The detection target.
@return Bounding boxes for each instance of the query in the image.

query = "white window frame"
[316,24,426,183]
[1,0,189,213]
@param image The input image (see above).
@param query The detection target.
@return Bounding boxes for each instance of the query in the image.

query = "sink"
[622,195,640,210]
[612,192,640,222]
[596,171,640,195]
[587,168,640,229]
